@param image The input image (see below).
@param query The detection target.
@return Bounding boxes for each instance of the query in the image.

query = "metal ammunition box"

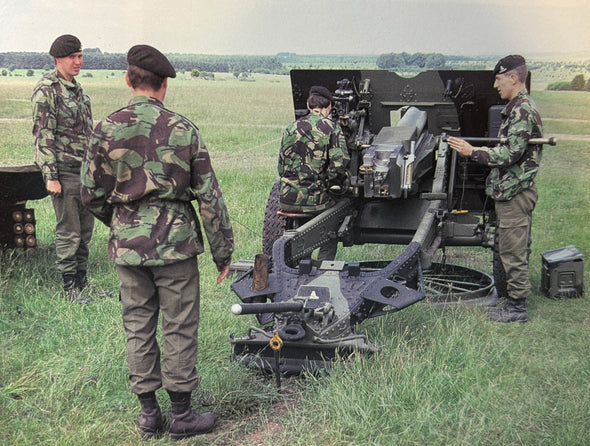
[541,245,584,298]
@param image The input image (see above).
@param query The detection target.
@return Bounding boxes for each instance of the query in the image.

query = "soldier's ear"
[509,72,519,85]
[124,72,132,88]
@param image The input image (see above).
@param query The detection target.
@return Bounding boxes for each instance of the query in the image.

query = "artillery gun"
[230,69,555,374]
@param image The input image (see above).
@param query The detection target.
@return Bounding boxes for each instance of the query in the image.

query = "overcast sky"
[1,0,588,57]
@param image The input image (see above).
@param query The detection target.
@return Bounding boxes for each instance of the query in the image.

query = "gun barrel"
[449,136,556,146]
[231,301,304,315]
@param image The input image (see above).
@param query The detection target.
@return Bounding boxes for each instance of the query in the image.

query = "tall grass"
[0,72,588,445]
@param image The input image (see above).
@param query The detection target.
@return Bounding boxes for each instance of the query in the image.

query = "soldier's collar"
[131,95,164,107]
[56,70,78,89]
[501,88,529,116]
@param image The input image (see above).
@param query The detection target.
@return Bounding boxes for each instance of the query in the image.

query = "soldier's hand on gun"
[46,180,62,197]
[328,171,350,195]
[217,265,230,284]
[447,136,474,157]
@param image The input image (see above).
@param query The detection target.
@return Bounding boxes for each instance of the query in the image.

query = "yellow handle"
[270,331,283,351]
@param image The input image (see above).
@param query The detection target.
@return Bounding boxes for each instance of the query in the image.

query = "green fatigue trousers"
[51,168,94,276]
[495,186,538,300]
[117,257,201,395]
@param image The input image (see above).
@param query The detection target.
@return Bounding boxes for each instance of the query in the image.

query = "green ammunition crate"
[541,245,584,299]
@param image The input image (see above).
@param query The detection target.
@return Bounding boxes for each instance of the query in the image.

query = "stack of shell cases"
[1,207,37,250]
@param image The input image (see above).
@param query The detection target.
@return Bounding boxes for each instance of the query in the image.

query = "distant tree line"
[547,74,590,92]
[0,49,284,74]
[276,52,378,66]
[0,49,126,71]
[376,52,446,69]
[166,54,283,74]
[2,50,444,74]
[4,50,588,86]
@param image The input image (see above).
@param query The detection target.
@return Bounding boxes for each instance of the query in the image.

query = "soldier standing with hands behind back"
[81,45,234,439]
[448,55,543,323]
[32,34,98,303]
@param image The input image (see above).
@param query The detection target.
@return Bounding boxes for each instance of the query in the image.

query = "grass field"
[0,70,589,446]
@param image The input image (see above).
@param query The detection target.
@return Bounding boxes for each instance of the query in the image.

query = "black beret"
[309,85,332,102]
[127,45,176,78]
[493,55,526,76]
[49,34,82,58]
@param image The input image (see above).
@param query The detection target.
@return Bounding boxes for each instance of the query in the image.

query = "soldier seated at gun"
[277,85,350,261]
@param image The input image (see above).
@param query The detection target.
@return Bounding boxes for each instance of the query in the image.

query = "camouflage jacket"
[32,71,93,181]
[472,89,543,201]
[81,96,234,268]
[278,110,349,207]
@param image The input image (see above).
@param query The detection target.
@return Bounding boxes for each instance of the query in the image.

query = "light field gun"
[230,69,555,374]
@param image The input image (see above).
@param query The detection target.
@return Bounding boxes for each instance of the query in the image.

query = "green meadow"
[0,70,589,445]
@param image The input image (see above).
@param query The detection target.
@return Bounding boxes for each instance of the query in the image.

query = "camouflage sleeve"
[190,136,234,268]
[326,124,350,181]
[32,86,59,182]
[80,122,115,226]
[472,103,536,167]
[277,126,294,177]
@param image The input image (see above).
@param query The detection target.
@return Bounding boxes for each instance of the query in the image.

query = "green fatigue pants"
[495,186,537,300]
[51,168,94,276]
[117,257,201,395]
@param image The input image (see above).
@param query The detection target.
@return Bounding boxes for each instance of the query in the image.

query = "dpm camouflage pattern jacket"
[278,110,349,207]
[81,96,234,268]
[471,89,543,201]
[32,71,93,181]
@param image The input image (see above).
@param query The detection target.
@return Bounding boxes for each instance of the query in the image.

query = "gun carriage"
[230,69,554,374]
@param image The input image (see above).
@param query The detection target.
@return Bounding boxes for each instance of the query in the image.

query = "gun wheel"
[422,263,497,306]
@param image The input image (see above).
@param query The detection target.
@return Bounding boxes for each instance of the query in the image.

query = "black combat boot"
[487,297,529,323]
[167,390,216,440]
[62,274,89,304]
[75,271,113,298]
[137,392,164,438]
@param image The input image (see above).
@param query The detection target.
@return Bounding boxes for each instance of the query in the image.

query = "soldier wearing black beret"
[448,54,543,323]
[49,34,82,58]
[32,34,107,303]
[126,44,176,79]
[493,54,526,77]
[309,85,333,102]
[82,44,233,439]
[277,85,350,260]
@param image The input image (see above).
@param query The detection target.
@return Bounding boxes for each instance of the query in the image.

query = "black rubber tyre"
[262,180,286,256]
